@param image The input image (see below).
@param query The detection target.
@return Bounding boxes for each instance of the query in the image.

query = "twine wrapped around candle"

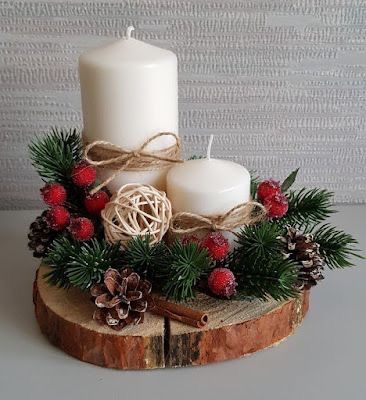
[170,201,267,235]
[84,132,182,194]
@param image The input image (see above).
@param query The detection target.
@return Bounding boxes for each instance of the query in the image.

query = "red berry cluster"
[182,232,237,298]
[257,179,288,219]
[40,161,110,241]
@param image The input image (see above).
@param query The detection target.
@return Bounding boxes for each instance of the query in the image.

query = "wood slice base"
[33,265,310,369]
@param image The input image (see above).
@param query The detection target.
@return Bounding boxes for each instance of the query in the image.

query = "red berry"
[71,162,97,187]
[181,235,202,246]
[257,179,281,202]
[84,191,110,215]
[46,206,70,231]
[201,232,230,261]
[69,217,94,241]
[263,192,289,219]
[208,268,237,298]
[40,183,67,206]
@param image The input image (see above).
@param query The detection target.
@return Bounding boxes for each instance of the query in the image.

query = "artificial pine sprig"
[163,241,211,302]
[43,236,80,288]
[235,222,283,263]
[67,239,121,290]
[124,235,170,280]
[312,224,364,269]
[29,127,83,184]
[44,236,121,290]
[234,257,300,301]
[231,222,299,301]
[281,188,335,228]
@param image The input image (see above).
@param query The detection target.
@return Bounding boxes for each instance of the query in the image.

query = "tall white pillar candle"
[167,136,251,216]
[79,27,179,192]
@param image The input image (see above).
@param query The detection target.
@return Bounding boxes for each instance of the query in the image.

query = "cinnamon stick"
[148,295,208,328]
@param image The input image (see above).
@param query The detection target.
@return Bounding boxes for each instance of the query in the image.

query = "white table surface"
[1,207,365,400]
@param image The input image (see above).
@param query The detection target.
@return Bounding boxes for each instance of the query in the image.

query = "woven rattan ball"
[101,183,172,245]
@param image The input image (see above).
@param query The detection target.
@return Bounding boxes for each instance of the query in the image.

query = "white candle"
[166,136,251,216]
[79,26,179,191]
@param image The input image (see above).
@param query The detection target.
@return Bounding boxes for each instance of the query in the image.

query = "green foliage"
[163,241,211,302]
[235,222,284,263]
[43,236,79,289]
[124,235,170,280]
[281,188,335,228]
[188,155,204,160]
[312,224,364,269]
[249,171,260,199]
[231,222,299,301]
[29,127,83,184]
[44,236,121,290]
[281,168,299,192]
[234,257,300,301]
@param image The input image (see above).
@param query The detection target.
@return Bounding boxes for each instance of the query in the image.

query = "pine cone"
[280,226,325,290]
[91,268,152,331]
[28,211,56,258]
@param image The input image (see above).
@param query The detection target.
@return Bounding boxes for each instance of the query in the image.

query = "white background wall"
[1,0,365,208]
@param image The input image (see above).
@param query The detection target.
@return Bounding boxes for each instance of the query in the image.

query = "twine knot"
[84,132,183,194]
[170,201,267,235]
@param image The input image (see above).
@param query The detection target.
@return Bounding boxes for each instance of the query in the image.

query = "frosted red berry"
[263,192,289,219]
[84,191,110,215]
[208,268,237,298]
[69,217,94,241]
[257,179,281,202]
[201,232,230,261]
[71,162,97,187]
[40,183,67,206]
[46,206,70,231]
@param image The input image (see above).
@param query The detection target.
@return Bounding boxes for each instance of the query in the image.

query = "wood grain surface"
[33,265,309,369]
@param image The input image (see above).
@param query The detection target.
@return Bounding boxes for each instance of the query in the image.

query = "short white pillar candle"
[166,136,251,216]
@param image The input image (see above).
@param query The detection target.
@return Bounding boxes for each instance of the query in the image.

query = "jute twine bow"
[170,201,267,235]
[84,132,183,194]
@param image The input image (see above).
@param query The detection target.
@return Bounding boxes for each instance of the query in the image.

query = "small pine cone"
[280,226,325,289]
[28,211,56,258]
[91,268,152,331]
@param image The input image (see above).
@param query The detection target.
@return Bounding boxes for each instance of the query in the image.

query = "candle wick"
[206,135,214,160]
[126,26,135,39]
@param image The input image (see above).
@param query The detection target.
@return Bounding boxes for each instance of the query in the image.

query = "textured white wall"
[1,0,366,208]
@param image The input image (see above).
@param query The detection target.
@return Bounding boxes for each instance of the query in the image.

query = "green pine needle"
[29,127,83,184]
[163,241,211,302]
[235,222,284,263]
[234,257,300,301]
[124,235,170,280]
[43,236,80,289]
[44,236,121,290]
[281,188,335,228]
[249,170,260,199]
[312,224,364,269]
[231,222,299,301]
[67,239,121,290]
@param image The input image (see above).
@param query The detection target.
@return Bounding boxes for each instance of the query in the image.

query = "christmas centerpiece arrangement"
[29,27,363,369]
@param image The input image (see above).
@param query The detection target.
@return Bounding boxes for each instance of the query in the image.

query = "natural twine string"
[84,132,183,194]
[170,201,267,235]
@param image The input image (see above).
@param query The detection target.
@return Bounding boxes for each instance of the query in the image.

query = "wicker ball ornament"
[101,183,172,245]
